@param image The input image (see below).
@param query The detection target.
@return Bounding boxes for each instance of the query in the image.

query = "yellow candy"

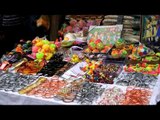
[45,53,53,60]
[71,58,75,62]
[35,41,43,47]
[72,54,77,58]
[40,49,45,53]
[91,60,95,64]
[74,57,79,62]
[64,37,69,41]
[85,59,90,63]
[50,47,55,52]
[42,44,50,52]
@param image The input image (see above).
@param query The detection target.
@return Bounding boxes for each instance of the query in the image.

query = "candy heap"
[97,87,125,105]
[38,53,73,76]
[55,79,85,103]
[115,72,158,89]
[84,39,111,53]
[124,63,160,75]
[21,76,67,98]
[122,87,152,105]
[31,37,56,61]
[81,60,122,84]
[75,82,105,105]
[0,71,39,92]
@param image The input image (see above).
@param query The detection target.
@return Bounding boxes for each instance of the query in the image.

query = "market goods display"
[84,39,111,54]
[0,71,39,92]
[58,15,103,38]
[109,42,133,59]
[121,87,152,105]
[74,82,105,105]
[124,63,160,75]
[142,55,160,64]
[115,38,125,49]
[16,60,45,75]
[26,76,68,98]
[71,54,81,63]
[38,53,74,76]
[97,86,125,105]
[0,51,22,64]
[14,38,57,62]
[0,15,160,105]
[19,77,47,94]
[30,37,57,61]
[115,72,158,89]
[55,79,85,103]
[128,44,149,60]
[83,62,122,84]
[0,52,23,71]
[61,33,76,47]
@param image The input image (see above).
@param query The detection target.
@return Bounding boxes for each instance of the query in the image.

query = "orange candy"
[15,44,23,54]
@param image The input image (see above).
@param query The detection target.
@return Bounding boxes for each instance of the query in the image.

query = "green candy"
[145,67,152,71]
[36,52,44,59]
[50,44,56,48]
[42,40,50,44]
[121,50,128,58]
[145,56,152,61]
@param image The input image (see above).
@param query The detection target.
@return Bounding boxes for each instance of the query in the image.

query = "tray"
[105,45,128,64]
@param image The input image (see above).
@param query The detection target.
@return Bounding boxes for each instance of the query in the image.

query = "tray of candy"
[38,53,74,77]
[101,63,123,75]
[15,60,45,75]
[124,63,160,76]
[0,71,39,92]
[38,61,74,77]
[105,46,128,64]
[0,51,23,64]
[74,81,105,105]
[19,76,68,98]
[84,63,123,84]
[114,72,158,89]
[141,55,160,64]
[53,79,86,103]
[126,58,142,65]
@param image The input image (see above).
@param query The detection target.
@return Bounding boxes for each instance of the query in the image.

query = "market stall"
[0,15,160,105]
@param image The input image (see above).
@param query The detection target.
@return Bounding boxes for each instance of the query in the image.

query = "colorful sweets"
[26,77,67,98]
[16,60,45,75]
[124,63,160,75]
[83,63,122,84]
[55,79,85,103]
[97,87,125,105]
[84,39,111,54]
[122,87,152,105]
[38,53,73,76]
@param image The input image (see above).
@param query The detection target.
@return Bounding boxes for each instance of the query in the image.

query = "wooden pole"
[49,15,64,41]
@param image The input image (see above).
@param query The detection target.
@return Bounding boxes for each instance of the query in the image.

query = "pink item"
[31,53,37,59]
[55,39,61,48]
[32,46,39,53]
[27,54,36,60]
